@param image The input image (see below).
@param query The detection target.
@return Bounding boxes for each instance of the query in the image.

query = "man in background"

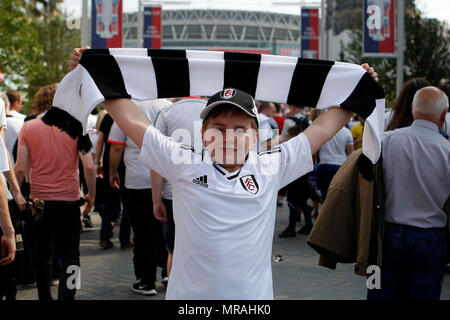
[367,86,449,300]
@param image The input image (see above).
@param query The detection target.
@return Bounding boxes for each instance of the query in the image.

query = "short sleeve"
[108,121,127,145]
[0,138,10,172]
[0,99,7,129]
[154,110,168,136]
[139,126,196,183]
[277,133,314,188]
[345,128,354,145]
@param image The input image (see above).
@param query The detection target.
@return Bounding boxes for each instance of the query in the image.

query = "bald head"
[259,101,276,118]
[412,86,448,127]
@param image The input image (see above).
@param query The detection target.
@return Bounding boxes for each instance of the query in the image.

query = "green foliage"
[339,3,449,107]
[404,9,450,85]
[0,0,42,91]
[0,0,80,115]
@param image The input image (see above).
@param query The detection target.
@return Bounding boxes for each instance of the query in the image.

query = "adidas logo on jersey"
[193,175,208,188]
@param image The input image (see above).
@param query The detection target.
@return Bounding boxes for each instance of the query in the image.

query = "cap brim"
[200,101,259,127]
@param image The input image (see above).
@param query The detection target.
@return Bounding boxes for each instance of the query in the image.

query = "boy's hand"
[69,46,90,71]
[361,63,379,82]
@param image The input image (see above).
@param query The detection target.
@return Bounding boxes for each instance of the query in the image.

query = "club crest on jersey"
[221,88,236,99]
[240,175,259,195]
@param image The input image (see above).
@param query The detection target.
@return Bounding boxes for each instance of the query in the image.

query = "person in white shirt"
[278,125,315,238]
[150,98,206,278]
[4,115,23,162]
[0,93,26,212]
[108,99,171,296]
[317,125,354,201]
[0,133,15,269]
[257,101,279,152]
[0,138,16,299]
[0,96,21,300]
[6,90,26,120]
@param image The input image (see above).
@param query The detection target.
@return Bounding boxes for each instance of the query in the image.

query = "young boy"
[69,49,377,300]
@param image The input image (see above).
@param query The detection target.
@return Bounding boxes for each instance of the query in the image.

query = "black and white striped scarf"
[43,48,385,163]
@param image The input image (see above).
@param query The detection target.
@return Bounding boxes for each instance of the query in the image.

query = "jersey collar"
[202,149,252,181]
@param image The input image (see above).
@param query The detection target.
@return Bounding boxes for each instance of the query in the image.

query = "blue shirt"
[382,119,450,228]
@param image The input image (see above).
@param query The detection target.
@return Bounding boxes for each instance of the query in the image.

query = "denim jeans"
[317,164,340,201]
[35,201,81,300]
[287,202,312,230]
[367,222,447,300]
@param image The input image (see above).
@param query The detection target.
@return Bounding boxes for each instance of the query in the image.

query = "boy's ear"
[201,127,206,145]
[250,129,258,149]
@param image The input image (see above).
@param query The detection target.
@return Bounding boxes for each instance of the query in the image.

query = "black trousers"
[34,201,81,300]
[125,188,167,286]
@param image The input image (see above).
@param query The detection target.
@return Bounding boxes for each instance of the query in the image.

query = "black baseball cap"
[200,88,260,128]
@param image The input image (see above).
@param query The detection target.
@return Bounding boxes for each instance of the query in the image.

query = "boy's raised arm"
[102,98,150,149]
[303,107,353,155]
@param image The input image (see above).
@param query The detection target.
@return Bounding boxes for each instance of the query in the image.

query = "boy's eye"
[234,129,245,136]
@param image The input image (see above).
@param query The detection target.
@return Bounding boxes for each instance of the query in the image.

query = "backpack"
[287,115,310,132]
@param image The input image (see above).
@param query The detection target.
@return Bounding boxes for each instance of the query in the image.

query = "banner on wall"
[301,8,319,59]
[363,0,396,57]
[142,5,162,49]
[91,0,123,48]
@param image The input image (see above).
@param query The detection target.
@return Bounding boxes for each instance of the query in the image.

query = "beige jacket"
[306,149,385,276]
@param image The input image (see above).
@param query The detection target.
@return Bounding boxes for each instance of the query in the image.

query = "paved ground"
[15,201,450,300]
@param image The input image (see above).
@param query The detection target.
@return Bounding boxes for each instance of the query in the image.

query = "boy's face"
[201,112,258,169]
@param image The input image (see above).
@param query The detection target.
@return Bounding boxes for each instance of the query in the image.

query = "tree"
[0,0,42,91]
[0,0,80,114]
[25,7,80,114]
[340,1,449,106]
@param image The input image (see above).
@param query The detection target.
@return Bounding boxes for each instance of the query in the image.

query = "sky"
[62,0,450,24]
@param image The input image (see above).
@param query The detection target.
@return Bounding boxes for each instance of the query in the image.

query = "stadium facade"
[123,9,302,56]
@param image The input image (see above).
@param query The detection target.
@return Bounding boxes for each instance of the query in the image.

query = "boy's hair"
[202,103,258,131]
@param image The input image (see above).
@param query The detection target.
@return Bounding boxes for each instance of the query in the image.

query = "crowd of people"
[0,47,449,301]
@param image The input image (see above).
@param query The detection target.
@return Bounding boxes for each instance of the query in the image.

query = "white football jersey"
[139,125,313,300]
